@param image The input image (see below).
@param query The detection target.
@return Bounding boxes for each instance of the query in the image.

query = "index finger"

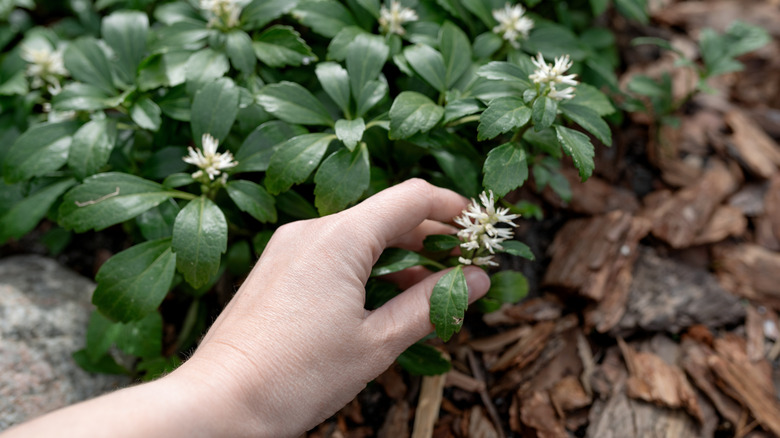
[337,178,468,250]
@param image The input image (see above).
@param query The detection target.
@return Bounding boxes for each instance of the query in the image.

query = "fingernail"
[463,267,490,303]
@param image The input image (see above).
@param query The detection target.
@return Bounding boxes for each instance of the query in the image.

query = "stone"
[0,255,129,430]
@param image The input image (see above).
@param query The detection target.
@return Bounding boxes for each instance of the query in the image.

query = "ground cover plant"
[0,0,771,415]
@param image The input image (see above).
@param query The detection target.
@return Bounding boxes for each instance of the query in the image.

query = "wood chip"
[502,295,564,323]
[618,338,703,422]
[713,243,780,310]
[542,168,640,214]
[762,174,780,245]
[746,305,765,362]
[649,160,740,248]
[520,391,568,438]
[444,369,485,393]
[680,339,743,426]
[467,407,499,438]
[376,365,407,401]
[691,204,747,245]
[550,376,592,414]
[725,109,780,179]
[378,401,410,438]
[469,326,531,353]
[543,211,651,332]
[412,374,446,438]
[489,321,555,372]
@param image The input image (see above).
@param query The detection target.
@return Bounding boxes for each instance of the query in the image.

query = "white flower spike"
[529,52,578,101]
[454,190,519,267]
[379,1,418,35]
[492,3,534,49]
[183,133,239,181]
[200,0,242,29]
[21,45,68,93]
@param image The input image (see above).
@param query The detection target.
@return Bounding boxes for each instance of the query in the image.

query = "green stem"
[511,124,531,143]
[447,114,481,127]
[169,190,197,200]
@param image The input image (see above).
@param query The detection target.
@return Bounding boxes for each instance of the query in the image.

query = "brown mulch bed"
[307,1,780,437]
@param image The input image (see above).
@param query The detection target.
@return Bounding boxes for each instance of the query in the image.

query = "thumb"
[365,266,491,353]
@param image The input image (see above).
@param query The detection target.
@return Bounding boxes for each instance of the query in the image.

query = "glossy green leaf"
[443,98,482,124]
[3,121,79,183]
[429,266,468,342]
[115,312,163,358]
[227,179,277,223]
[242,0,299,30]
[275,189,318,219]
[85,310,121,362]
[431,148,480,198]
[102,11,149,84]
[568,83,614,116]
[501,240,534,260]
[191,77,240,146]
[0,71,28,96]
[93,238,177,322]
[265,133,336,194]
[614,0,648,24]
[184,49,230,95]
[316,62,350,115]
[172,196,228,288]
[253,25,315,68]
[355,78,388,118]
[477,61,531,84]
[532,96,558,131]
[478,270,528,313]
[64,37,116,94]
[482,142,528,198]
[397,343,451,375]
[477,97,531,140]
[439,21,471,88]
[226,30,256,73]
[404,44,447,92]
[460,0,503,28]
[335,118,365,151]
[473,32,503,59]
[560,103,611,145]
[555,125,595,181]
[327,26,367,61]
[388,91,443,139]
[138,51,191,91]
[130,96,162,131]
[68,118,117,180]
[292,0,357,38]
[423,234,460,252]
[0,178,76,244]
[59,173,177,232]
[525,24,587,61]
[370,248,436,277]
[256,81,334,126]
[136,199,180,241]
[51,83,111,111]
[234,121,307,173]
[314,143,370,215]
[346,34,388,99]
[72,349,129,375]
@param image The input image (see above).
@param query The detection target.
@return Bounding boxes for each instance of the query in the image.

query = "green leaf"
[477,97,531,140]
[314,143,370,215]
[460,0,503,28]
[439,21,471,88]
[68,118,117,180]
[614,0,648,24]
[0,71,28,96]
[242,0,299,30]
[185,49,230,95]
[429,266,468,342]
[501,240,534,260]
[346,34,388,99]
[3,121,79,183]
[292,0,357,38]
[172,196,228,288]
[256,81,334,126]
[355,78,388,118]
[72,349,129,375]
[532,96,558,131]
[478,270,528,313]
[226,30,256,73]
[423,234,460,252]
[51,83,111,112]
[59,173,176,232]
[482,142,528,197]
[590,0,609,15]
[0,178,76,244]
[265,133,336,194]
[555,125,595,181]
[191,77,240,146]
[64,37,116,95]
[473,32,504,59]
[130,96,162,131]
[371,248,436,277]
[93,238,177,322]
[85,310,121,362]
[568,83,615,116]
[234,121,307,173]
[389,91,444,139]
[525,24,587,61]
[275,189,318,219]
[560,103,611,145]
[477,61,531,84]
[115,312,163,358]
[102,11,149,84]
[136,199,180,241]
[316,62,350,115]
[431,148,480,198]
[335,118,365,151]
[397,343,451,375]
[404,44,447,92]
[253,25,316,68]
[443,98,482,124]
[327,26,368,61]
[226,179,277,223]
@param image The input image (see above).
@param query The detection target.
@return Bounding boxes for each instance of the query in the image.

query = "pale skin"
[3,179,491,438]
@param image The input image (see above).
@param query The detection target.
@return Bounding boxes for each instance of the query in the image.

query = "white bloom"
[21,45,68,91]
[472,256,498,267]
[379,1,418,35]
[200,0,242,28]
[454,190,519,266]
[492,3,534,49]
[183,133,238,181]
[529,52,578,100]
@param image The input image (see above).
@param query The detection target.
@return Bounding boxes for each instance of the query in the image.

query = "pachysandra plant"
[4,0,744,377]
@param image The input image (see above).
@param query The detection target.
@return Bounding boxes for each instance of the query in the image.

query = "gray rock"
[0,255,129,431]
[612,247,746,337]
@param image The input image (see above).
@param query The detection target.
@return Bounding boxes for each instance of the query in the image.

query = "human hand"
[169,178,491,437]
